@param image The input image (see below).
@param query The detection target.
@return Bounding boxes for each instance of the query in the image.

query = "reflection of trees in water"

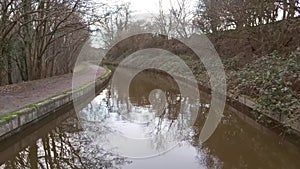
[194,145,223,169]
[2,116,130,169]
[76,68,224,167]
[2,86,222,168]
[79,83,220,159]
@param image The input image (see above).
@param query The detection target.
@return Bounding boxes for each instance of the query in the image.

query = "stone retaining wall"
[0,69,111,141]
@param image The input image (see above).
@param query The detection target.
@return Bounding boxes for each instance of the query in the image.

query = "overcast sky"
[124,0,164,13]
[97,0,197,14]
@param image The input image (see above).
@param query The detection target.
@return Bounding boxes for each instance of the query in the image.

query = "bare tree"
[0,0,108,85]
[194,0,300,33]
[154,0,197,38]
[97,3,131,48]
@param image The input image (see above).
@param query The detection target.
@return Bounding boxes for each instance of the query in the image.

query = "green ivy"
[232,49,300,125]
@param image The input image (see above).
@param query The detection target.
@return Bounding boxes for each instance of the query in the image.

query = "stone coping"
[0,67,111,140]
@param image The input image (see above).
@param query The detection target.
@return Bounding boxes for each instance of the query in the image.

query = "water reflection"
[79,70,300,168]
[0,114,130,169]
[78,70,209,158]
[1,70,300,169]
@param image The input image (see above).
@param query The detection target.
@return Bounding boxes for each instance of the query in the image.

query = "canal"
[0,69,300,169]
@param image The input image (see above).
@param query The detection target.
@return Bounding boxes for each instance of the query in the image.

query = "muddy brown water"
[0,70,300,169]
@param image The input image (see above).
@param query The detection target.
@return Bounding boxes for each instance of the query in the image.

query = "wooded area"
[0,0,103,85]
[0,0,299,86]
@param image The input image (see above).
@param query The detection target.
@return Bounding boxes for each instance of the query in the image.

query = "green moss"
[0,113,18,121]
[28,104,38,110]
[2,116,11,121]
[12,111,22,115]
[0,109,28,121]
[1,102,42,121]
[100,66,112,80]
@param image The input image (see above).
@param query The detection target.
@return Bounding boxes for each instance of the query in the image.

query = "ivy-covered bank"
[193,48,300,132]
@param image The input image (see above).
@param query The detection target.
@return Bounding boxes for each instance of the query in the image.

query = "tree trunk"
[6,55,13,84]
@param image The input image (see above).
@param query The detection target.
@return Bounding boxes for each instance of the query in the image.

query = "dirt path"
[0,64,106,116]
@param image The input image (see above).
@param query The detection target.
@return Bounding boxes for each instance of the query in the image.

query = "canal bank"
[0,64,111,140]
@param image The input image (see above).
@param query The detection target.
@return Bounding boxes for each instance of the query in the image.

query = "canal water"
[0,70,300,169]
